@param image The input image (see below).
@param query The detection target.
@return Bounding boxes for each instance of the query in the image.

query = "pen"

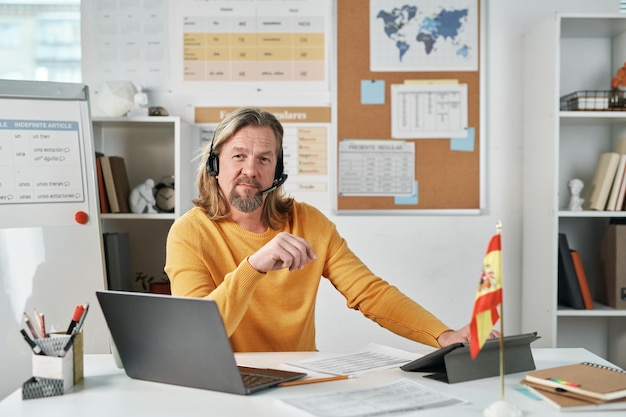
[66,304,85,334]
[23,312,42,339]
[59,332,77,358]
[75,302,89,333]
[278,374,356,387]
[20,329,44,355]
[33,309,47,338]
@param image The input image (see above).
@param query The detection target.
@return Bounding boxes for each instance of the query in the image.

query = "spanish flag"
[469,232,503,359]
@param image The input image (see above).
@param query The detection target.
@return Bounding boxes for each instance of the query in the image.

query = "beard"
[229,178,263,213]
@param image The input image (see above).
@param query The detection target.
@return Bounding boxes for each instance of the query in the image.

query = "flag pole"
[497,221,504,401]
[483,221,522,417]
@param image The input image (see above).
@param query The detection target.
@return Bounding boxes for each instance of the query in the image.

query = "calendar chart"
[183,14,325,82]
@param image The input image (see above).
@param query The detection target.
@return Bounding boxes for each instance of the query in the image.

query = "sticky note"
[395,181,418,205]
[361,80,385,104]
[450,127,475,152]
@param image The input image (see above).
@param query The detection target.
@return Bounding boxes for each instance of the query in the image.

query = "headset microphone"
[260,173,288,195]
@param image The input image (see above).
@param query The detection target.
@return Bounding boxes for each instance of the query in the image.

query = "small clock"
[154,176,175,213]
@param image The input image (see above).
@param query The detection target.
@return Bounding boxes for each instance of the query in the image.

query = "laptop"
[95,290,306,395]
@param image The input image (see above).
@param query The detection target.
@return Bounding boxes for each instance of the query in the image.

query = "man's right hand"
[248,232,317,273]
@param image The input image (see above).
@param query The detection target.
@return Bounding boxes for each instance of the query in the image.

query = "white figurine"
[129,179,157,214]
[127,85,149,116]
[568,178,584,211]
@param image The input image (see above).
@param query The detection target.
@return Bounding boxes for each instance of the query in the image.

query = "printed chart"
[183,15,325,82]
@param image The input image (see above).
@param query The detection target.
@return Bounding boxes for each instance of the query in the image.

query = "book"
[586,152,620,210]
[557,233,585,309]
[102,233,133,292]
[606,154,626,210]
[108,156,131,213]
[524,361,626,402]
[521,380,626,411]
[95,155,110,214]
[569,250,593,310]
[616,137,626,155]
[615,159,626,211]
[100,156,131,213]
[599,223,626,309]
[100,156,119,213]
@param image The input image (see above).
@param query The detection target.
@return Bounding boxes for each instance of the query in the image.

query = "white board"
[0,81,109,399]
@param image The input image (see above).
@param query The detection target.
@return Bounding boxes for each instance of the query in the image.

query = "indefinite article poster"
[0,119,85,206]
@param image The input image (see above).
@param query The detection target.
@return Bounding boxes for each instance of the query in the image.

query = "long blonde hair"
[193,107,293,229]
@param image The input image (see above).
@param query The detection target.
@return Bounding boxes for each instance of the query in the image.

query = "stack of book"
[586,139,626,211]
[95,153,131,213]
[557,233,593,310]
[521,362,626,411]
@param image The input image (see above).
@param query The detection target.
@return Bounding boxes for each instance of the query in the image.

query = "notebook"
[524,361,626,402]
[520,380,626,412]
[95,290,306,395]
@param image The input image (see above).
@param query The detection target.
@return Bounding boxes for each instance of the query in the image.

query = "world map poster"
[369,0,478,71]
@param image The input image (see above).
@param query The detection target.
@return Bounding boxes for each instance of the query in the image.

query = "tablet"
[400,332,540,383]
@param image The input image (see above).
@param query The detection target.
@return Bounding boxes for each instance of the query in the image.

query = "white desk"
[0,348,620,416]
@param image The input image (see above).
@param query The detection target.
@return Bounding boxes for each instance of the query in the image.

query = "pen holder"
[23,332,84,400]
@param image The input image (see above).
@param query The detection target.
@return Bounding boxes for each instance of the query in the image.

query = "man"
[165,107,478,351]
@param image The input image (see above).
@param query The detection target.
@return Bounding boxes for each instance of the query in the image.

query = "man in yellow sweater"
[165,107,483,352]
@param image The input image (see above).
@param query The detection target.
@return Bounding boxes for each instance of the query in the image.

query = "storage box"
[600,224,626,309]
[560,90,626,111]
[23,332,83,400]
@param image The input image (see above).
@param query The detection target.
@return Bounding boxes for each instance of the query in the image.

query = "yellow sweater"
[165,202,451,351]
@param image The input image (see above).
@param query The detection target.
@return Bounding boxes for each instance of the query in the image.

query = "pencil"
[23,312,42,339]
[278,374,356,387]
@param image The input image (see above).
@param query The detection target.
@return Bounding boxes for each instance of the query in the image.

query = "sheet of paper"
[286,344,419,376]
[170,0,332,92]
[83,0,170,90]
[391,83,468,139]
[281,378,466,417]
[338,139,415,197]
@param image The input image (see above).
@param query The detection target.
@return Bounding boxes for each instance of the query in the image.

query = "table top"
[0,348,620,417]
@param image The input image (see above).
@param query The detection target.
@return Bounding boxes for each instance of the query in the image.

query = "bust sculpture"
[568,178,584,211]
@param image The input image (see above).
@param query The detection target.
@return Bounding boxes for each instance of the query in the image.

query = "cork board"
[336,0,481,212]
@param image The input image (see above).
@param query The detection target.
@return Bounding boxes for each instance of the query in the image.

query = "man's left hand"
[436,324,499,348]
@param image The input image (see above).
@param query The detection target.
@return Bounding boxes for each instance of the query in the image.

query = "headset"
[205,131,288,195]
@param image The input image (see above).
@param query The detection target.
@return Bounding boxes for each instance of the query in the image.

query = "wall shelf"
[92,116,193,290]
[523,13,626,368]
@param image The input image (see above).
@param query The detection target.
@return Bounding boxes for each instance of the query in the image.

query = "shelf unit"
[522,14,626,368]
[92,116,193,290]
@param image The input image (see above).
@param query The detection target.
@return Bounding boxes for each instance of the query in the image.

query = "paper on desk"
[286,343,419,376]
[280,378,466,417]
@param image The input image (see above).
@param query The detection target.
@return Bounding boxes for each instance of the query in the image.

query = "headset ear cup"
[207,153,219,177]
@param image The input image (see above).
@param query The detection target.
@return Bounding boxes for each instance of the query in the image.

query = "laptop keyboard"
[240,371,283,389]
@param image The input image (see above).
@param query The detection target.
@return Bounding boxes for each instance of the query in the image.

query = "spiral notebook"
[520,380,626,411]
[524,361,626,402]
